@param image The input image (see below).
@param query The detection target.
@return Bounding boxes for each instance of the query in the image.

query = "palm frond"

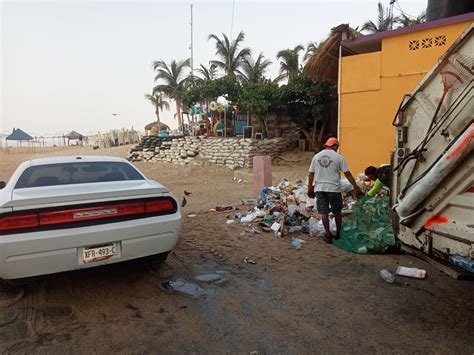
[208,30,249,77]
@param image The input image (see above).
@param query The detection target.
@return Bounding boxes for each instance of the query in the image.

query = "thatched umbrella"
[144,121,170,132]
[303,24,360,84]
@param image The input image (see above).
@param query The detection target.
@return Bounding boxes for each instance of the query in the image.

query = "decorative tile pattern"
[435,35,447,46]
[422,37,433,48]
[408,35,446,51]
[409,40,419,51]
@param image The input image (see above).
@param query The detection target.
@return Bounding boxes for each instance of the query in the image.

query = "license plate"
[82,243,119,264]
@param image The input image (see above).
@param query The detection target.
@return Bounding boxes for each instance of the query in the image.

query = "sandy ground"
[0,146,473,354]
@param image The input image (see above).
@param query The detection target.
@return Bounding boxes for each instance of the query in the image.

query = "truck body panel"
[392,24,473,262]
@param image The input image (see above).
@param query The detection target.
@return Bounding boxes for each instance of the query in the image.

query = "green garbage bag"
[334,196,395,254]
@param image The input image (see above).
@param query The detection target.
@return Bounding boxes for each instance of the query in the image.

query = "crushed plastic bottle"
[291,239,302,250]
[379,269,395,284]
[241,211,258,223]
[449,255,474,273]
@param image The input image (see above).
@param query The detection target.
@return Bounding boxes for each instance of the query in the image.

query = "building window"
[435,35,447,46]
[409,40,419,51]
[422,37,433,48]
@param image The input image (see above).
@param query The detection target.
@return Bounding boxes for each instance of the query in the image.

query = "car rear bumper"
[0,213,181,280]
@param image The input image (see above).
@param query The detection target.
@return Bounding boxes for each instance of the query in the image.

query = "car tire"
[0,279,20,292]
[152,251,170,264]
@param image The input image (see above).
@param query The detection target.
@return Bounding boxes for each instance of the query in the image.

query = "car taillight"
[0,214,39,231]
[146,199,175,213]
[39,202,146,225]
[0,198,176,233]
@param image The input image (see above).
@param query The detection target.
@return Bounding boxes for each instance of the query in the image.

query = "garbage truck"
[391,24,473,273]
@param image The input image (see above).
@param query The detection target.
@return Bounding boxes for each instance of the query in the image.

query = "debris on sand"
[224,178,355,240]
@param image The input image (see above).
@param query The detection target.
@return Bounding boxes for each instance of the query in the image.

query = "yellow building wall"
[339,20,472,175]
[340,52,381,93]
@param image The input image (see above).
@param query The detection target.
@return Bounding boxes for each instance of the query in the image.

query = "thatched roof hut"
[144,121,170,131]
[304,24,360,84]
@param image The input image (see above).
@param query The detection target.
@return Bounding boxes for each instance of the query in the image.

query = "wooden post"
[253,155,272,198]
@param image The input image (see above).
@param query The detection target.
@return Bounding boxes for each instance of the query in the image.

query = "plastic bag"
[241,211,258,223]
[305,198,316,208]
[340,178,354,193]
[333,196,395,254]
[308,217,324,237]
[258,187,272,206]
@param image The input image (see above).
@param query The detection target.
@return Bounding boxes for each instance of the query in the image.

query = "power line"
[394,0,418,19]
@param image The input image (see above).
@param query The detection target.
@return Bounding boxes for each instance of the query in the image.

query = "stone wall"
[200,138,289,170]
[127,136,291,170]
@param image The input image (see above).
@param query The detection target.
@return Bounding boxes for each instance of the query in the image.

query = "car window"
[15,162,144,188]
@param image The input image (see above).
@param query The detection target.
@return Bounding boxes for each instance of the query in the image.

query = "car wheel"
[0,279,21,292]
[152,251,170,264]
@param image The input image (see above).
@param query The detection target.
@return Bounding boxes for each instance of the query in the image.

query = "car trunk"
[3,180,168,210]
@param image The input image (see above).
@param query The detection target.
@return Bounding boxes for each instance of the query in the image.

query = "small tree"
[280,76,336,150]
[238,81,279,136]
[208,31,251,78]
[152,59,190,131]
[239,53,272,84]
[144,92,170,129]
[275,45,304,82]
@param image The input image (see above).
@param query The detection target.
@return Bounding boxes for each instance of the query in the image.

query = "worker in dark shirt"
[364,164,391,197]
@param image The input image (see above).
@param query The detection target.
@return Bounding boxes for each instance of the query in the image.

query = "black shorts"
[316,191,343,215]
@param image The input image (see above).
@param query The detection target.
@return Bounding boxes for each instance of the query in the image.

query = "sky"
[1,0,426,137]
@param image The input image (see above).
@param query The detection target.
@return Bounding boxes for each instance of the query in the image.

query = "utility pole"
[230,0,235,41]
[190,4,194,77]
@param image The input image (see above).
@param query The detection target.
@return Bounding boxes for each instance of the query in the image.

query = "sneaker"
[322,233,333,244]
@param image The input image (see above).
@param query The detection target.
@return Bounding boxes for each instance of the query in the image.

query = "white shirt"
[309,149,349,192]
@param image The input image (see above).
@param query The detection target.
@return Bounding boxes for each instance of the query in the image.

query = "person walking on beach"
[308,137,362,243]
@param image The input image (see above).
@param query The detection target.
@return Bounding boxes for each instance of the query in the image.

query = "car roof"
[28,155,128,166]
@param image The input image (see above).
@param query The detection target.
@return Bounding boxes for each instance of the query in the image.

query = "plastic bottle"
[380,269,395,283]
[308,217,319,237]
[291,239,302,250]
[449,255,474,273]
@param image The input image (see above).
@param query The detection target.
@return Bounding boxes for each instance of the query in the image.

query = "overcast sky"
[1,0,426,137]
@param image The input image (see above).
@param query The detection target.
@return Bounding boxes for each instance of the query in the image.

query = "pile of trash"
[218,177,395,254]
[224,178,356,239]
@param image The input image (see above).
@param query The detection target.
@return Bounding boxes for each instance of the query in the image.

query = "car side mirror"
[0,181,5,189]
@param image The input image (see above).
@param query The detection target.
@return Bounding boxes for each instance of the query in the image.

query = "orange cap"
[324,137,339,147]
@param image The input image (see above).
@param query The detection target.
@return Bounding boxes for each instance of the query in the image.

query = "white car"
[0,156,181,280]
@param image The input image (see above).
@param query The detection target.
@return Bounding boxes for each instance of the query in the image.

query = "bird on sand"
[181,197,187,208]
[184,190,192,196]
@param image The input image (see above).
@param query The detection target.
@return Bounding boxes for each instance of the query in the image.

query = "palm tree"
[152,59,190,130]
[361,2,395,33]
[396,11,425,27]
[144,92,170,129]
[303,41,318,62]
[275,44,304,82]
[208,31,251,78]
[196,63,218,81]
[239,53,272,83]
